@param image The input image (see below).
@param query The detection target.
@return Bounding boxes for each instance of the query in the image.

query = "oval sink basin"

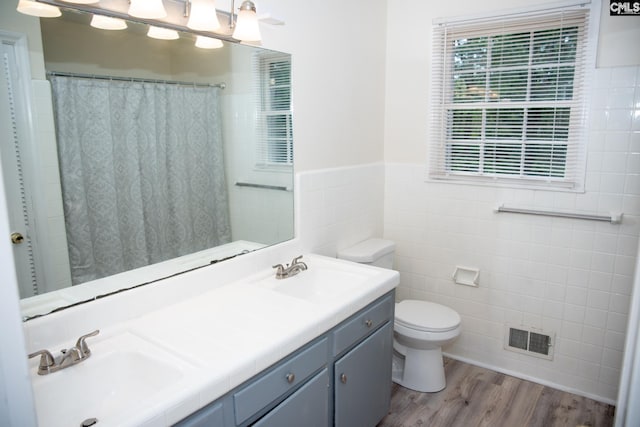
[248,257,378,303]
[30,332,194,427]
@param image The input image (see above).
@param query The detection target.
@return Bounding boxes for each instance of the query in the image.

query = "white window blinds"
[254,52,293,167]
[429,3,593,190]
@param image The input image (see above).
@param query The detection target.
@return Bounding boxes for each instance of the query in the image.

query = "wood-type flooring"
[377,358,615,427]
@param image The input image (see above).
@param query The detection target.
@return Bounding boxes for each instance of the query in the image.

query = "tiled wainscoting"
[384,66,640,403]
[297,162,385,257]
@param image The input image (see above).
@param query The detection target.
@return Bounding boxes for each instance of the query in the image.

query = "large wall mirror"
[3,8,294,320]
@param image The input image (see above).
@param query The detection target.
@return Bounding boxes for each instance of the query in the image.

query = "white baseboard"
[443,352,617,406]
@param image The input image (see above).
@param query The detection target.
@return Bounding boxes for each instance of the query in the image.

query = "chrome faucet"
[273,255,308,279]
[28,330,99,375]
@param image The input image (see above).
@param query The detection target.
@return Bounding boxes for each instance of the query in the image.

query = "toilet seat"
[395,300,461,333]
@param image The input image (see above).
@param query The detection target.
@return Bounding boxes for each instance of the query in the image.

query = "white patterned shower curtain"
[49,75,231,285]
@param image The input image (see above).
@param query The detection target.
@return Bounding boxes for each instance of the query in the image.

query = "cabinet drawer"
[333,293,393,356]
[234,338,328,425]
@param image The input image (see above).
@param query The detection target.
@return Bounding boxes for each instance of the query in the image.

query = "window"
[429,3,593,190]
[255,52,293,168]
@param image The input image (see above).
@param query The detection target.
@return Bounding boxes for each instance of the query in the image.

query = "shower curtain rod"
[46,71,226,89]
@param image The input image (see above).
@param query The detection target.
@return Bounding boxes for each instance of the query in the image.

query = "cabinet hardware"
[340,373,347,384]
[286,373,295,383]
[365,319,373,328]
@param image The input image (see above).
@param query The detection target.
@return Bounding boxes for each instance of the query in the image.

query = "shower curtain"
[49,75,231,285]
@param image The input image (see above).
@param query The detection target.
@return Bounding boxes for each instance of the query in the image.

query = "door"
[0,36,40,298]
[334,322,393,427]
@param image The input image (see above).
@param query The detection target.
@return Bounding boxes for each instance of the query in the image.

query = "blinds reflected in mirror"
[254,52,293,167]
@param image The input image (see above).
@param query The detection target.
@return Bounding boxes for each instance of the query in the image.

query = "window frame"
[254,52,293,171]
[427,1,598,192]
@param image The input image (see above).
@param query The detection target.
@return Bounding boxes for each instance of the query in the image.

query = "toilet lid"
[395,300,461,332]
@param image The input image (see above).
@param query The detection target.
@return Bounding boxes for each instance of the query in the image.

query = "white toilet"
[338,238,461,393]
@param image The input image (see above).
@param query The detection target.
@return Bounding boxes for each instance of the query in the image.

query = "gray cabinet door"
[334,322,393,427]
[174,401,225,427]
[253,368,330,427]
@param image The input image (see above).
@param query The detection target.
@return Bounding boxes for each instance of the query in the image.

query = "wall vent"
[504,325,554,360]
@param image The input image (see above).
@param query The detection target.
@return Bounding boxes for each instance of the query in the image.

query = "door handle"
[10,232,24,244]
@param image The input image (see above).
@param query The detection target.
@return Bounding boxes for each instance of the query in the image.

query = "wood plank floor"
[377,358,615,427]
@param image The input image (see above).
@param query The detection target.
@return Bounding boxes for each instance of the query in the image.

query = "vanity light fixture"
[147,25,179,40]
[128,0,167,19]
[186,0,221,31]
[17,0,267,43]
[90,15,128,30]
[232,0,261,42]
[16,0,61,17]
[195,35,223,49]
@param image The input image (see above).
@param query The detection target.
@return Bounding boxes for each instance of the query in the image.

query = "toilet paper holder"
[452,266,479,287]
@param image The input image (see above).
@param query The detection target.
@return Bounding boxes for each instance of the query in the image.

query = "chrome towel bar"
[495,204,623,224]
[235,182,289,191]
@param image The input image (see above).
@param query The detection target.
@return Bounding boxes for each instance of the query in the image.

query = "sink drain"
[81,418,98,427]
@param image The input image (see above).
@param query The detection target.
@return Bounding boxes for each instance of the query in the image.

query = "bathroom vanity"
[24,253,399,427]
[177,291,394,427]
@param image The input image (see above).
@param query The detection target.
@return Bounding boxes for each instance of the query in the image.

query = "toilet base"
[392,347,446,393]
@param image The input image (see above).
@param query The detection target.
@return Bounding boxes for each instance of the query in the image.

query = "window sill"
[425,174,585,193]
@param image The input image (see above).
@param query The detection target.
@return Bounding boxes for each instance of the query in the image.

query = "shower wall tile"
[383,66,640,404]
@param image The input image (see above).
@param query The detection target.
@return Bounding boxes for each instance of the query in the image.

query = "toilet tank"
[337,238,396,269]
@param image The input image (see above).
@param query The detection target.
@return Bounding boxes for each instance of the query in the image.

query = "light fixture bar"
[33,0,239,43]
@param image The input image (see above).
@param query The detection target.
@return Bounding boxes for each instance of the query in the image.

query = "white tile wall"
[297,163,385,257]
[382,66,640,403]
[29,80,72,293]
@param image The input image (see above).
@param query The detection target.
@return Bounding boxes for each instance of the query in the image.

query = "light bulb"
[195,36,223,49]
[147,26,179,40]
[16,0,61,18]
[232,1,261,42]
[187,0,220,32]
[90,15,128,30]
[128,0,167,19]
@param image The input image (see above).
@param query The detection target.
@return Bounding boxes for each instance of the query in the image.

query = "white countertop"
[27,254,399,427]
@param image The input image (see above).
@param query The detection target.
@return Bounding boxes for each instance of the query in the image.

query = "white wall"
[597,1,640,67]
[384,0,640,403]
[30,80,72,293]
[257,0,388,172]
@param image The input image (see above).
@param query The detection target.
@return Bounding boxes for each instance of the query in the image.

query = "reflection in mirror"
[3,9,294,319]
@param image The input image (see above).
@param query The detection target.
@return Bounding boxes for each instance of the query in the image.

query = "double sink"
[28,255,386,426]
